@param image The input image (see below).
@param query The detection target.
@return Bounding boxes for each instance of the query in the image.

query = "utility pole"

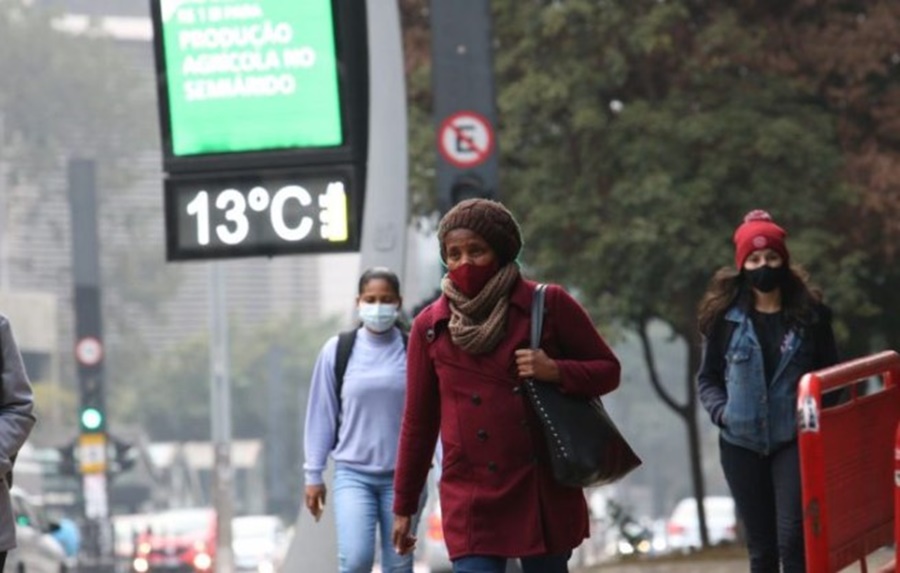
[209,262,234,573]
[431,1,500,214]
[68,158,114,573]
[357,0,409,278]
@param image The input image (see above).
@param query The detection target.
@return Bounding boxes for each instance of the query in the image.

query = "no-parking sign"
[76,336,103,367]
[438,111,495,168]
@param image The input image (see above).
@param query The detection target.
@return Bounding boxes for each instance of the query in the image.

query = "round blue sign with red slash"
[438,111,495,168]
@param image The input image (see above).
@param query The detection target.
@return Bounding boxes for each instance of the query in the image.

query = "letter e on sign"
[76,337,104,367]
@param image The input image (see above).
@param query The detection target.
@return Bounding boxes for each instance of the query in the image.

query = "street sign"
[75,336,103,367]
[438,111,495,169]
[79,433,108,474]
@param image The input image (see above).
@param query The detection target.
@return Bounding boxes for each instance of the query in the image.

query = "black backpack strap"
[332,328,408,447]
[332,329,357,448]
[334,329,358,401]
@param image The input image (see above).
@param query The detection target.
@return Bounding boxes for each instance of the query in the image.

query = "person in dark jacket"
[0,314,36,570]
[696,210,839,573]
[391,198,621,573]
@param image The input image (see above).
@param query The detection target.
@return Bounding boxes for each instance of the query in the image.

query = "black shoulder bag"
[524,284,642,488]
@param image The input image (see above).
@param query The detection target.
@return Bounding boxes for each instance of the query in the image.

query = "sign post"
[68,158,115,572]
[431,1,499,214]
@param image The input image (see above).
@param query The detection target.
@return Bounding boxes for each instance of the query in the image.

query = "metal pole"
[357,0,408,279]
[209,262,234,573]
[283,0,405,568]
[431,0,500,213]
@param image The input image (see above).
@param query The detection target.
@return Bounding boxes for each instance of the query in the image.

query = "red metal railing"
[895,421,900,570]
[798,350,900,573]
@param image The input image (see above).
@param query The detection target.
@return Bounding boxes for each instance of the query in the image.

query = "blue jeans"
[452,552,571,573]
[720,437,804,573]
[333,464,420,573]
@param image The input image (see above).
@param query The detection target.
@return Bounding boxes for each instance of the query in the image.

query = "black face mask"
[745,265,787,293]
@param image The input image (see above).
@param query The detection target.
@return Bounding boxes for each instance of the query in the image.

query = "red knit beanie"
[732,210,789,268]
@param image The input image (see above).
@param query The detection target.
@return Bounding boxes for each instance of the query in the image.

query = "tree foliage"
[399,0,900,535]
[112,311,336,442]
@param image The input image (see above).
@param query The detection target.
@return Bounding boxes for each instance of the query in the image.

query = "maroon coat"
[393,278,621,559]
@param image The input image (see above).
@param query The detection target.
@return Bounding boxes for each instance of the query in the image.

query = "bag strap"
[334,329,358,400]
[332,328,409,446]
[531,284,547,349]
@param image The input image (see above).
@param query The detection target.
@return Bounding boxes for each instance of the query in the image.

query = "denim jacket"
[697,304,837,455]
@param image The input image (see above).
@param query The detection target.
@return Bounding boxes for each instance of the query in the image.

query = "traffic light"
[79,376,106,433]
[80,407,104,432]
[443,173,494,214]
[110,437,138,474]
[57,441,78,476]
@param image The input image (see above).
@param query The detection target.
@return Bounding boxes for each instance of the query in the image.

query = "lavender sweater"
[303,326,407,486]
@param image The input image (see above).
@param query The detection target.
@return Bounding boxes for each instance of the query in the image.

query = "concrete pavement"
[574,546,895,573]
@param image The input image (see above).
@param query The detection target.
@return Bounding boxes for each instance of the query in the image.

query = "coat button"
[477,429,488,441]
[512,385,523,395]
[487,461,497,472]
[520,419,528,428]
[471,394,482,405]
[426,328,435,342]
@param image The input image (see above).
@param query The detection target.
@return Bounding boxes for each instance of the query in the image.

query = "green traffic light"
[81,407,104,430]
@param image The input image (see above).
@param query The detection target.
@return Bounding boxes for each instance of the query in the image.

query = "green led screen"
[159,0,344,156]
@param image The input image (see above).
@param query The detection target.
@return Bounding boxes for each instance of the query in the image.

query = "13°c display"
[164,167,359,260]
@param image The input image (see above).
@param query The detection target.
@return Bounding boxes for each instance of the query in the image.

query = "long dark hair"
[697,264,823,336]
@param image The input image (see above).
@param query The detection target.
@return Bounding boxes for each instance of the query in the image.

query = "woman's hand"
[515,348,560,382]
[305,484,326,523]
[392,514,417,556]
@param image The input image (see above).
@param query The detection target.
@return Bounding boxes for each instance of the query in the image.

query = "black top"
[750,309,787,383]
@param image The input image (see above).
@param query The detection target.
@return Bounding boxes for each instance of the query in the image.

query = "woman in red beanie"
[696,210,839,573]
[390,198,621,573]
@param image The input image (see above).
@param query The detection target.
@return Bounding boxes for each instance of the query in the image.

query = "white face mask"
[358,303,399,333]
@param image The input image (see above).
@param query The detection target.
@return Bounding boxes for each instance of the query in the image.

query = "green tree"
[405,0,896,544]
[738,0,900,354]
[490,0,862,546]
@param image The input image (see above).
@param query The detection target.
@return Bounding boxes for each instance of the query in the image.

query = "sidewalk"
[574,546,895,573]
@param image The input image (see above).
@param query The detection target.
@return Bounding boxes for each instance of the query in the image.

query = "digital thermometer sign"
[150,0,369,261]
[164,167,360,260]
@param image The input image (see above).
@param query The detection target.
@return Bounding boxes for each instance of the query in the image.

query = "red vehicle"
[132,508,217,573]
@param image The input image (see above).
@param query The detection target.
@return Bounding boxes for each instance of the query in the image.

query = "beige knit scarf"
[441,263,520,355]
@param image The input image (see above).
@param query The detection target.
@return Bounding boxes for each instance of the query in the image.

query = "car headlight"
[193,552,212,571]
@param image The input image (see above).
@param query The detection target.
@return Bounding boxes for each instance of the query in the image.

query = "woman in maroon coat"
[391,199,621,573]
